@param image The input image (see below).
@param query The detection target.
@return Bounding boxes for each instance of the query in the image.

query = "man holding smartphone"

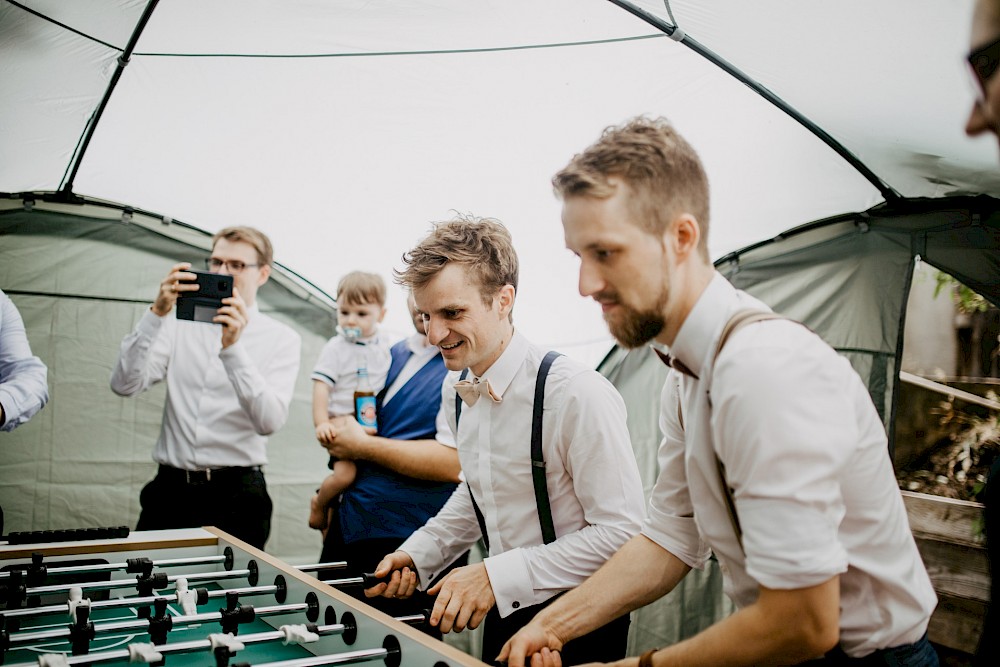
[111,226,300,549]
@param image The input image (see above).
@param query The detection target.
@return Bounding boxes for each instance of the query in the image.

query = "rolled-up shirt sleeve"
[642,371,712,569]
[712,324,850,589]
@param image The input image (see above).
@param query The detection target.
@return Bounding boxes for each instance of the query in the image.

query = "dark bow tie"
[653,348,699,379]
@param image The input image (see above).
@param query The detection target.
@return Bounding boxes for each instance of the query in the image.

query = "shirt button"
[512,601,520,609]
[428,573,435,579]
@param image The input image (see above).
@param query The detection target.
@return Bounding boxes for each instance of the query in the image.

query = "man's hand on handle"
[364,551,419,600]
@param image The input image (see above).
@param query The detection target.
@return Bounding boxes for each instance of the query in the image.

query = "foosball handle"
[360,573,389,588]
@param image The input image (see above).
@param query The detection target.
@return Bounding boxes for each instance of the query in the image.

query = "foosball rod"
[233,636,401,667]
[0,549,237,581]
[22,567,256,598]
[2,623,352,667]
[5,600,316,646]
[0,579,287,622]
[319,574,387,589]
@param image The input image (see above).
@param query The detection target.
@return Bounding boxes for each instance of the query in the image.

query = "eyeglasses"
[967,33,1000,107]
[205,258,260,273]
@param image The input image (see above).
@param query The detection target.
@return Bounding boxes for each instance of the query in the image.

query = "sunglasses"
[968,33,1000,107]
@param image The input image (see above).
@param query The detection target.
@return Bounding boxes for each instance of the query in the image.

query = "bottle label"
[355,395,377,429]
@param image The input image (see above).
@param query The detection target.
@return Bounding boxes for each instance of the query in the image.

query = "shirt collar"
[355,331,380,346]
[661,272,739,380]
[406,332,436,355]
[476,329,527,399]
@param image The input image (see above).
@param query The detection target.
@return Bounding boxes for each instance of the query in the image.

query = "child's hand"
[315,421,337,445]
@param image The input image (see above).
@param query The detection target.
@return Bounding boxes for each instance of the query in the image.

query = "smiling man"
[363,215,645,665]
[499,117,938,667]
[111,226,300,549]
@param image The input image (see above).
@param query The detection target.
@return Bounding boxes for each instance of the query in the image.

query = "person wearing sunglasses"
[968,4,1000,665]
[111,226,300,550]
[967,0,1000,140]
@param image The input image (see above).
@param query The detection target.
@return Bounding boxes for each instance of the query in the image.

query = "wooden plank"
[899,371,1000,412]
[913,537,990,602]
[902,490,985,548]
[927,592,986,654]
[0,527,217,559]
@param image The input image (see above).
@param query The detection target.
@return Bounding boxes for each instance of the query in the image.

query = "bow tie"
[652,348,699,380]
[454,377,503,407]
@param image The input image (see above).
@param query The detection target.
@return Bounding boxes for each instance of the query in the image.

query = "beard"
[602,278,670,348]
[606,304,665,348]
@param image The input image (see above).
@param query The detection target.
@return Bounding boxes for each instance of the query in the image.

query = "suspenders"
[456,350,562,550]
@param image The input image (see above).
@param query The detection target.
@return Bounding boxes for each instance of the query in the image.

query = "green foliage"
[933,271,989,314]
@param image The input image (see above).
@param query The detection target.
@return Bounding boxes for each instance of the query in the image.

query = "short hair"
[394,214,519,310]
[212,226,274,267]
[336,271,387,307]
[552,116,711,260]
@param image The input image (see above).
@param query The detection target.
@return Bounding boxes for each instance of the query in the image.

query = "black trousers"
[480,594,630,666]
[319,516,468,638]
[137,465,272,549]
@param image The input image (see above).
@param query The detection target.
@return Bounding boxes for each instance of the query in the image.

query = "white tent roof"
[1,0,995,356]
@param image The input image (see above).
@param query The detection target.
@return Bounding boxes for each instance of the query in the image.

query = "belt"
[158,464,262,485]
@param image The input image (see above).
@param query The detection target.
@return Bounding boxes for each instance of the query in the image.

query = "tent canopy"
[2,0,996,352]
[3,0,1000,556]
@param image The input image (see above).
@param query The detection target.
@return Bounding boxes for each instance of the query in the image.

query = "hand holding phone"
[176,270,234,324]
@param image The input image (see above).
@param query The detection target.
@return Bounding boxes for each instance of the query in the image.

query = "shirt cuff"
[310,371,336,387]
[0,393,12,431]
[641,510,711,570]
[483,547,533,617]
[398,530,447,590]
[218,340,252,370]
[137,308,166,337]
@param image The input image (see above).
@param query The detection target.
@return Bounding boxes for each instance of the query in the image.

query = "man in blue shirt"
[319,294,462,623]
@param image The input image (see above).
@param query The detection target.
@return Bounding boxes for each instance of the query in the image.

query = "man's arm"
[623,577,839,667]
[324,414,460,482]
[501,534,690,666]
[110,263,193,397]
[0,292,49,431]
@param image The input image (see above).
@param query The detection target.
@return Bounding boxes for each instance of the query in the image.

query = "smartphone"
[176,270,233,324]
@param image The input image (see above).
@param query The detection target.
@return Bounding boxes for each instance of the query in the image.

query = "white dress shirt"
[399,330,645,617]
[0,289,49,431]
[383,333,455,446]
[643,273,936,657]
[310,332,391,418]
[110,305,301,469]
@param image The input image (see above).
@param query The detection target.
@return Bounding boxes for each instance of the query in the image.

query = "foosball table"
[0,528,485,667]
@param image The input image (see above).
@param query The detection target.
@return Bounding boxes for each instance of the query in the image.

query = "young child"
[308,271,392,531]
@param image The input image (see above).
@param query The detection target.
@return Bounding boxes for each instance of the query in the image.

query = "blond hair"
[212,226,274,267]
[395,214,518,312]
[337,271,387,306]
[553,116,711,260]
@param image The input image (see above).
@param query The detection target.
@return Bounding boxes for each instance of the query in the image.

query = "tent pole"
[58,0,162,198]
[604,0,903,206]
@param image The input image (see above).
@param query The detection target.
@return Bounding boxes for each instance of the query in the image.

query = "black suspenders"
[456,350,562,550]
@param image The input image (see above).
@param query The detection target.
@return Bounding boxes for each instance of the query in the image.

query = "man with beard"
[363,215,645,665]
[964,3,1000,663]
[499,117,938,667]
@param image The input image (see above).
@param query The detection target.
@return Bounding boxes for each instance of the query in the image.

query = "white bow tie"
[454,377,502,407]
